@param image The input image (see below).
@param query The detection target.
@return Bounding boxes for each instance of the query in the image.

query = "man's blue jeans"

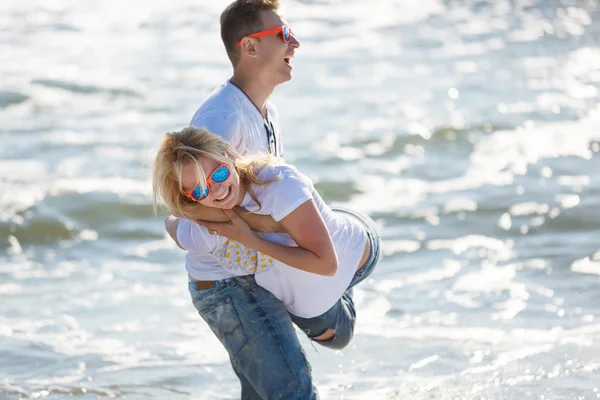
[189,275,318,400]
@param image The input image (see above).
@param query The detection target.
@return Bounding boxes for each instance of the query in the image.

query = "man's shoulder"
[266,101,279,119]
[190,107,242,126]
[205,80,240,102]
[194,82,243,113]
[189,85,243,129]
[190,81,257,127]
[265,99,278,112]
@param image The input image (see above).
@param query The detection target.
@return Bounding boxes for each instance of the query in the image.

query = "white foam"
[509,201,550,216]
[382,240,421,256]
[0,282,22,295]
[427,235,514,261]
[124,239,173,258]
[498,213,512,231]
[49,177,151,196]
[410,355,440,370]
[452,264,516,293]
[289,0,444,27]
[376,260,462,293]
[443,197,478,214]
[572,256,600,275]
[555,194,580,209]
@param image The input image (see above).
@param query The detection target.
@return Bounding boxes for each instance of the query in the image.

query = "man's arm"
[237,209,285,233]
[172,204,285,233]
[165,216,184,249]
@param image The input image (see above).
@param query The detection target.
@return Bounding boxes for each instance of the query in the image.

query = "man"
[174,1,318,399]
[189,0,294,158]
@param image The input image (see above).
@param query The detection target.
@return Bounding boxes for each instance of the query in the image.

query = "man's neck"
[230,72,275,118]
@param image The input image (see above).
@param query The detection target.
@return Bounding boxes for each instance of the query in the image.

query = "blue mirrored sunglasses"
[184,163,231,201]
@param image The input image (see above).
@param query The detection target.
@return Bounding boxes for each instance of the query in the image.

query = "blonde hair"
[152,127,279,219]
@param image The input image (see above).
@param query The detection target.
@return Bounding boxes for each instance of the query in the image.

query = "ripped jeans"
[189,275,318,400]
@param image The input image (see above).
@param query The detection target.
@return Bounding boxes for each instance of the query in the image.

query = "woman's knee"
[312,328,335,341]
[312,327,354,350]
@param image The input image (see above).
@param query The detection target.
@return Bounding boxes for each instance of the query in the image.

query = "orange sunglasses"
[237,25,291,47]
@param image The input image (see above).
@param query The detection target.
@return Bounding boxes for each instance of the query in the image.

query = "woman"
[153,127,381,347]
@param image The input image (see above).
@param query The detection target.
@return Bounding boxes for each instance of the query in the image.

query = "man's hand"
[172,202,285,233]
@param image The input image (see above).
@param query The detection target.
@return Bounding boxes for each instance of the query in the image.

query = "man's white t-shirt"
[184,80,283,280]
[190,80,283,157]
[177,164,368,318]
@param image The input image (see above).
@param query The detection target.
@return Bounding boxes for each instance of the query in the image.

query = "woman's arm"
[249,200,338,276]
[199,201,338,276]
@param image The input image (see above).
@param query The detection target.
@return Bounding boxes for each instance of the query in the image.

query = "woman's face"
[181,157,241,209]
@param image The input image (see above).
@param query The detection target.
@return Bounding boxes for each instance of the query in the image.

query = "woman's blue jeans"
[289,207,382,350]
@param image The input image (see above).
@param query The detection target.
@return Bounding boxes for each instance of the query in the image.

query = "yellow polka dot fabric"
[213,239,274,275]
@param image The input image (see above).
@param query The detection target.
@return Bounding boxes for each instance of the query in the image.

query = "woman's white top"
[177,164,367,318]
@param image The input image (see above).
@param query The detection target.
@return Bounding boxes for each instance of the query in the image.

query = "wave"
[0,91,28,108]
[31,79,142,98]
[1,192,161,248]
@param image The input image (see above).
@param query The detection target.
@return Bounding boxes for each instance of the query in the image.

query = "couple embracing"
[152,1,382,399]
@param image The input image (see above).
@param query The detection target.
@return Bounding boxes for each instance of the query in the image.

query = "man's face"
[255,10,300,85]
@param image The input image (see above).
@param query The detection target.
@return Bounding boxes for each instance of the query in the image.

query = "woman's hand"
[195,208,258,247]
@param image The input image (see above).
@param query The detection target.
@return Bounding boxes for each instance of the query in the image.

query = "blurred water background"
[1,0,600,399]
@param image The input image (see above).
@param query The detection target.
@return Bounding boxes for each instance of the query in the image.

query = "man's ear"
[240,38,258,57]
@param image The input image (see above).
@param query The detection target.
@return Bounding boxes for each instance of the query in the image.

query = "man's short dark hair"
[220,0,280,67]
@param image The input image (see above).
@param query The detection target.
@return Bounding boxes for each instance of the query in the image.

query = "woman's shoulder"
[250,163,315,220]
[247,163,311,200]
[256,162,300,179]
